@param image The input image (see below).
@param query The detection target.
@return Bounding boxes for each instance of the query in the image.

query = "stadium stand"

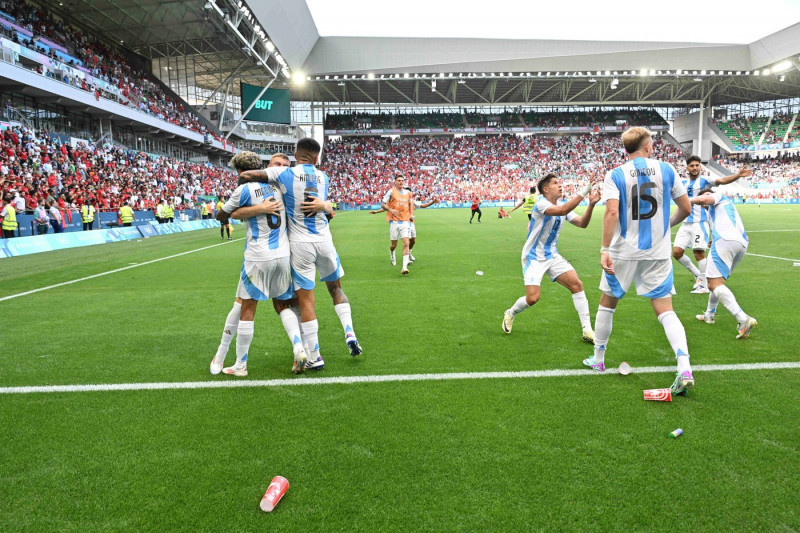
[716,154,800,199]
[716,115,772,146]
[0,125,238,220]
[0,0,224,142]
[323,133,689,205]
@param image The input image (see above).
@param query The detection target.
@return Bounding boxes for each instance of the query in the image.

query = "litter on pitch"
[669,428,683,438]
[476,271,484,276]
[643,388,672,402]
[618,362,632,375]
[260,476,289,512]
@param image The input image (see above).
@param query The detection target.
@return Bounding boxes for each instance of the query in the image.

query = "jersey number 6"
[631,182,658,221]
[267,214,281,229]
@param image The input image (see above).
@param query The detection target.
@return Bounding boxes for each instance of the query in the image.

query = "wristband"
[579,183,591,197]
[600,246,609,253]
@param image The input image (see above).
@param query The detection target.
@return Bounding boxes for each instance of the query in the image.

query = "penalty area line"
[0,237,244,303]
[1,361,799,395]
[745,252,800,262]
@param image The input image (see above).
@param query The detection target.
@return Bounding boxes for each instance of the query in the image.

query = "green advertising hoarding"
[240,82,291,124]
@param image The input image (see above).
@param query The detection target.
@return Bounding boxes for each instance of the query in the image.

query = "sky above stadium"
[306,0,800,44]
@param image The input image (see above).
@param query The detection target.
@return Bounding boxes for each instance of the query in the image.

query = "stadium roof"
[40,0,800,107]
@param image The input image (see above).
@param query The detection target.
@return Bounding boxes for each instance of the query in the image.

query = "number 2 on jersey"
[631,182,658,221]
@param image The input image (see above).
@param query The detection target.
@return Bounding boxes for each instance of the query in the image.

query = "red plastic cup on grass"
[260,476,289,512]
[643,388,672,402]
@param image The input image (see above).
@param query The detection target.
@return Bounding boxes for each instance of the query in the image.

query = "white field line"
[745,252,800,262]
[0,237,244,303]
[1,361,798,395]
[745,229,800,232]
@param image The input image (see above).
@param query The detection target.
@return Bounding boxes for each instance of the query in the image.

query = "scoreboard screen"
[240,82,291,124]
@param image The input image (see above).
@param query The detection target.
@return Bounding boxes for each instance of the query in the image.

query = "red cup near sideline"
[260,476,289,512]
[643,388,672,402]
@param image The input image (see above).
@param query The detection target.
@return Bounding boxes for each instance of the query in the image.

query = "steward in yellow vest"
[119,204,135,226]
[81,203,96,230]
[1,200,17,238]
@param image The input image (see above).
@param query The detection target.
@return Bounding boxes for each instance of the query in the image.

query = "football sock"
[510,296,530,316]
[677,254,700,278]
[302,319,320,359]
[291,305,305,346]
[697,258,708,284]
[402,254,410,270]
[706,291,718,315]
[220,227,224,238]
[593,305,615,364]
[334,303,357,342]
[713,285,748,323]
[215,302,241,359]
[657,311,691,373]
[571,291,592,331]
[279,309,305,354]
[226,226,231,238]
[235,320,254,367]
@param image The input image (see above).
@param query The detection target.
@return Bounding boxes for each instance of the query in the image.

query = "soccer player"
[469,197,482,223]
[381,176,414,274]
[218,196,231,240]
[211,151,310,376]
[508,186,538,220]
[691,188,757,338]
[408,191,436,262]
[238,138,363,361]
[502,174,599,343]
[672,155,751,293]
[583,127,696,396]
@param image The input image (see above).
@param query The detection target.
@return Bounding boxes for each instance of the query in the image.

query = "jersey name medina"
[682,175,719,223]
[708,193,748,246]
[262,164,332,243]
[223,182,289,261]
[521,197,577,261]
[603,157,687,261]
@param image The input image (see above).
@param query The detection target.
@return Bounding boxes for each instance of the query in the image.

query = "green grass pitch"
[1,205,799,531]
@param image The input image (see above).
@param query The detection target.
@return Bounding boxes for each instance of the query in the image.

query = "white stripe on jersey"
[683,176,719,223]
[602,157,687,261]
[521,198,577,261]
[264,164,332,243]
[223,182,289,261]
[709,193,748,246]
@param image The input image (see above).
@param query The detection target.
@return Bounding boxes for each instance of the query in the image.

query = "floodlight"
[292,72,305,85]
[700,70,706,75]
[367,73,375,79]
[762,68,771,75]
[772,60,791,73]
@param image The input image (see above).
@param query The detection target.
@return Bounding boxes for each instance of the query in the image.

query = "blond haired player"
[381,175,415,275]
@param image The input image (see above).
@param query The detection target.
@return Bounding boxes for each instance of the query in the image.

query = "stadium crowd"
[0,1,224,142]
[323,134,689,204]
[716,153,800,199]
[325,109,667,131]
[0,125,238,220]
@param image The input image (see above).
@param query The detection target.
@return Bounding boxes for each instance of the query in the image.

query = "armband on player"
[600,246,610,253]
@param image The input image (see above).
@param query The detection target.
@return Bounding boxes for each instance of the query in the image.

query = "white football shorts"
[236,256,293,301]
[600,257,676,299]
[706,239,747,280]
[522,254,575,286]
[674,221,711,251]
[290,240,345,290]
[389,221,412,241]
[409,221,417,239]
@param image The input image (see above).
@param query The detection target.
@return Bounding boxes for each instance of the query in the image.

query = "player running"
[691,188,757,338]
[507,186,538,221]
[583,127,696,396]
[238,138,362,361]
[371,187,435,264]
[672,155,751,293]
[381,175,414,275]
[502,173,599,343]
[211,151,309,376]
[469,197,482,223]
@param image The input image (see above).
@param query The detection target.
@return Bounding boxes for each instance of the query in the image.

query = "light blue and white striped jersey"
[708,193,748,246]
[521,198,578,261]
[682,176,720,223]
[603,157,687,261]
[223,182,289,261]
[263,164,331,243]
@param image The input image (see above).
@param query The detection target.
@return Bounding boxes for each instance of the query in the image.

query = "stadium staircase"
[786,113,799,142]
[706,120,737,153]
[756,116,772,145]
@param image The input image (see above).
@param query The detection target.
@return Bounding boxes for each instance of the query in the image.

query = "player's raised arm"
[714,166,752,186]
[418,199,436,208]
[238,166,284,185]
[543,181,592,217]
[569,189,600,228]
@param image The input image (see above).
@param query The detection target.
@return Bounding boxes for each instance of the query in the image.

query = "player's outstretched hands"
[737,166,753,179]
[601,251,615,275]
[588,189,601,205]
